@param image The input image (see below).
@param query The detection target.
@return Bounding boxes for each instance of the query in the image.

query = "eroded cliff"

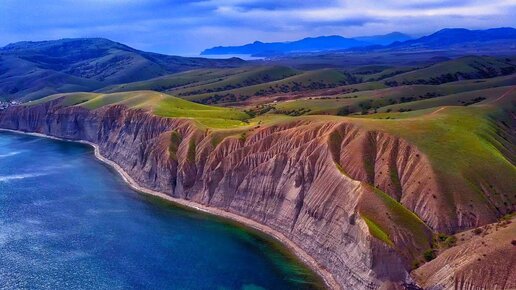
[0,99,513,289]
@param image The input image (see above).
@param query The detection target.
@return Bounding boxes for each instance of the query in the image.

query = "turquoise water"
[0,132,322,290]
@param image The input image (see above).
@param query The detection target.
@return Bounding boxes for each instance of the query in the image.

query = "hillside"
[30,91,250,128]
[0,38,245,101]
[1,83,514,289]
[383,56,516,86]
[99,66,357,105]
[95,55,516,108]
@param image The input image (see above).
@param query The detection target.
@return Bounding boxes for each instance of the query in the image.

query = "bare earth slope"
[0,95,514,289]
[413,216,515,290]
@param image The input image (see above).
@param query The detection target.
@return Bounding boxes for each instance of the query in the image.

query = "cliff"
[0,99,513,289]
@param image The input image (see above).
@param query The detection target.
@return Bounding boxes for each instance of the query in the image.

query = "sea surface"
[0,132,322,290]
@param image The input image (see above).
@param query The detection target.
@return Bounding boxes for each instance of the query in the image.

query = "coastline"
[0,128,340,290]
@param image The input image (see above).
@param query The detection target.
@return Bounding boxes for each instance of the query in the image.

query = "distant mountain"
[0,38,245,101]
[386,27,516,50]
[203,27,516,58]
[355,32,412,46]
[201,33,411,56]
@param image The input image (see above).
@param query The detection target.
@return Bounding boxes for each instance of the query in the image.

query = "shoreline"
[0,128,340,290]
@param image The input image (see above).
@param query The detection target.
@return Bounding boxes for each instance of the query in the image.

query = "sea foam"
[0,173,47,182]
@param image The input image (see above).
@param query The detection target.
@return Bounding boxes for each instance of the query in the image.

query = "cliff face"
[413,217,516,290]
[0,100,508,289]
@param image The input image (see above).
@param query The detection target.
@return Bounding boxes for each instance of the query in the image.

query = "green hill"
[177,68,357,104]
[30,91,250,128]
[270,74,516,116]
[383,56,515,86]
[0,38,245,101]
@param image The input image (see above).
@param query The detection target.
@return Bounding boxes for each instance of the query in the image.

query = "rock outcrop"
[413,217,516,290]
[0,99,512,289]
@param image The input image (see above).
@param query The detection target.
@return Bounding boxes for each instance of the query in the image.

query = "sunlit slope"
[271,75,516,115]
[353,94,515,230]
[30,91,250,128]
[98,67,253,94]
[98,66,300,100]
[172,66,299,96]
[383,56,515,85]
[177,68,356,104]
[99,67,356,105]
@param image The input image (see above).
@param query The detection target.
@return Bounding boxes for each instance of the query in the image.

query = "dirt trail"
[493,86,515,102]
[430,106,447,115]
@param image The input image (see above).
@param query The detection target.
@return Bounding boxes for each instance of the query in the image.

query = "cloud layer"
[0,0,515,55]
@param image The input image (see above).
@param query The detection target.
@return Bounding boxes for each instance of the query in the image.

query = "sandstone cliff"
[0,99,513,289]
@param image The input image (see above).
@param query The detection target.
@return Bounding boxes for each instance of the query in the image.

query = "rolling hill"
[30,91,250,129]
[0,38,246,101]
[95,55,515,107]
[383,56,516,86]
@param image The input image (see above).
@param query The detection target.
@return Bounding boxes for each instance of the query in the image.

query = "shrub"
[473,228,483,235]
[423,249,436,262]
[443,236,457,248]
[337,106,353,116]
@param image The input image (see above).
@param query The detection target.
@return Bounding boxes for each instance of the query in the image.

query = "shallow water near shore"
[0,131,323,290]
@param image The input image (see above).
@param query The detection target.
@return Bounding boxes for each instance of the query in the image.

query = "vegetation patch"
[168,131,182,160]
[360,214,394,247]
[187,139,197,162]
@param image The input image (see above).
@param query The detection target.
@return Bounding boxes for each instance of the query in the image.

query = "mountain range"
[1,27,515,101]
[201,32,412,56]
[202,27,516,56]
[0,38,245,100]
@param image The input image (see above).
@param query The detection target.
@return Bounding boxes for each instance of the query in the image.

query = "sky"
[0,0,515,55]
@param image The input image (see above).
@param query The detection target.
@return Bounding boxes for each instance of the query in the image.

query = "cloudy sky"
[1,0,515,55]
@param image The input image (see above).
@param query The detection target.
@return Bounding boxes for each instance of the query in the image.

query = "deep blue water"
[0,132,322,290]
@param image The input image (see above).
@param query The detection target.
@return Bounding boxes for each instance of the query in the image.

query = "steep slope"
[413,215,515,290]
[0,38,245,101]
[0,99,431,289]
[1,90,514,289]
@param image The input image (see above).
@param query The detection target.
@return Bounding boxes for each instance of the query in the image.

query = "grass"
[358,185,432,261]
[168,131,182,160]
[179,68,356,104]
[187,139,197,162]
[360,214,394,247]
[99,68,250,94]
[28,90,252,129]
[271,74,516,116]
[383,56,515,85]
[171,66,299,97]
[353,97,516,217]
